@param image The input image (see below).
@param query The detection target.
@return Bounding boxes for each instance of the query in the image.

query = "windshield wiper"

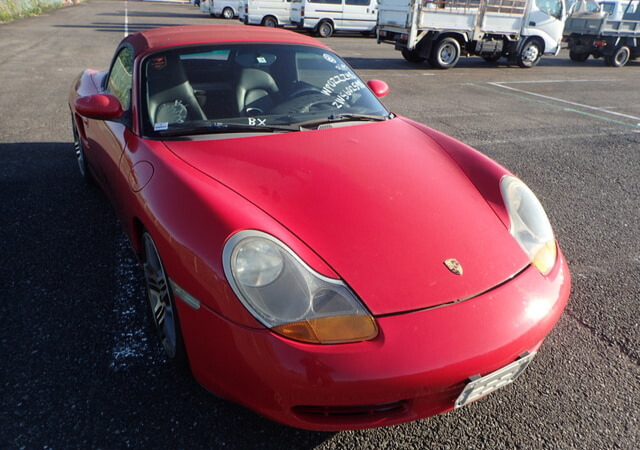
[154,114,390,136]
[156,122,299,137]
[292,113,390,129]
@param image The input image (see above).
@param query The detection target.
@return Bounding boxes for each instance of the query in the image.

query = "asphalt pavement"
[1,1,638,448]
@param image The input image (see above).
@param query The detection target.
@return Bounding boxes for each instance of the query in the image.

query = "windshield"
[581,0,602,12]
[140,43,390,138]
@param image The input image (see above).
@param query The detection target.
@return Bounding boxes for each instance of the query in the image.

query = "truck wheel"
[402,49,426,63]
[604,46,630,67]
[517,39,542,68]
[222,7,234,19]
[429,37,460,69]
[261,16,277,27]
[316,20,333,38]
[569,51,589,62]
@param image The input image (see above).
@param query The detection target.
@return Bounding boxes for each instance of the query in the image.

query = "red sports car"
[69,25,570,430]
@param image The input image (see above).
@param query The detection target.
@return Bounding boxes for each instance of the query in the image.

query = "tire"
[401,49,426,63]
[222,7,234,20]
[142,232,187,366]
[261,16,277,27]
[429,37,460,69]
[517,39,542,68]
[569,50,589,62]
[316,20,333,38]
[71,114,93,184]
[604,46,630,67]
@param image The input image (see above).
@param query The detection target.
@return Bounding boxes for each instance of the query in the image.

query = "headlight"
[501,176,557,275]
[223,230,378,344]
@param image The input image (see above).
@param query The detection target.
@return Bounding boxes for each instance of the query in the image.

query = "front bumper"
[177,250,570,430]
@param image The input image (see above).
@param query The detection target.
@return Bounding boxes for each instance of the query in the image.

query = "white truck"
[564,0,640,66]
[377,0,568,68]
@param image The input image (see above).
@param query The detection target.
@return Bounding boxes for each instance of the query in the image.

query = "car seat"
[146,54,207,125]
[235,67,280,116]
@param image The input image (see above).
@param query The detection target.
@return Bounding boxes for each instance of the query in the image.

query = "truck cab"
[522,0,567,56]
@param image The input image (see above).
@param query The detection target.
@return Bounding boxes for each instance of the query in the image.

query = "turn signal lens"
[273,315,379,344]
[532,240,557,276]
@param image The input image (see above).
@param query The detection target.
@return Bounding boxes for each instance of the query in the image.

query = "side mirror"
[74,94,124,120]
[367,79,389,98]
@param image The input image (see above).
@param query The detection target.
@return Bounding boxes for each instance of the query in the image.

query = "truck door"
[522,0,566,53]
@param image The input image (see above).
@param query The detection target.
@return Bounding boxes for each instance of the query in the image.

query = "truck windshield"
[536,0,564,18]
[576,0,602,13]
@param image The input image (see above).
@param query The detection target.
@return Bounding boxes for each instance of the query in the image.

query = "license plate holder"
[455,352,536,409]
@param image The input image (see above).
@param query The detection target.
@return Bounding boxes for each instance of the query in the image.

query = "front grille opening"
[292,400,410,420]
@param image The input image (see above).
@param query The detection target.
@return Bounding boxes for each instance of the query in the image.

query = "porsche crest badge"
[444,258,463,276]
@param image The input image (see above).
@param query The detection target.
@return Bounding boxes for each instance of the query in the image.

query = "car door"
[89,46,135,216]
[310,0,342,28]
[343,0,377,31]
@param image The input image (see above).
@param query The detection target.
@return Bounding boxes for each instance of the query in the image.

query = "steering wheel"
[302,95,336,113]
[290,87,323,98]
[245,107,264,116]
[272,93,336,114]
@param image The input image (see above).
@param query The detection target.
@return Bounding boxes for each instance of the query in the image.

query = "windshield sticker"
[320,72,357,96]
[150,56,167,71]
[323,54,337,64]
[256,56,267,64]
[331,81,365,109]
[248,117,267,126]
[156,100,188,124]
[154,122,169,131]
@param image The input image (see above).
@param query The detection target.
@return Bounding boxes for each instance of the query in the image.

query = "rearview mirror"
[367,80,389,98]
[74,94,124,120]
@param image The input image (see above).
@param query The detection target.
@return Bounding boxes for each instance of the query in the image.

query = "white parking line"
[488,81,640,123]
[489,79,618,85]
[124,0,129,38]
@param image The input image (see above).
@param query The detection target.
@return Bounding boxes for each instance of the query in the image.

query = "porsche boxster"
[69,25,570,430]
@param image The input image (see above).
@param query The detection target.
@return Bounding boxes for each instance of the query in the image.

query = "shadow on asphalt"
[54,22,182,33]
[0,141,336,449]
[98,10,209,20]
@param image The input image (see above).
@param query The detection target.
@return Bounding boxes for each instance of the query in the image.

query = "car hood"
[163,118,529,315]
